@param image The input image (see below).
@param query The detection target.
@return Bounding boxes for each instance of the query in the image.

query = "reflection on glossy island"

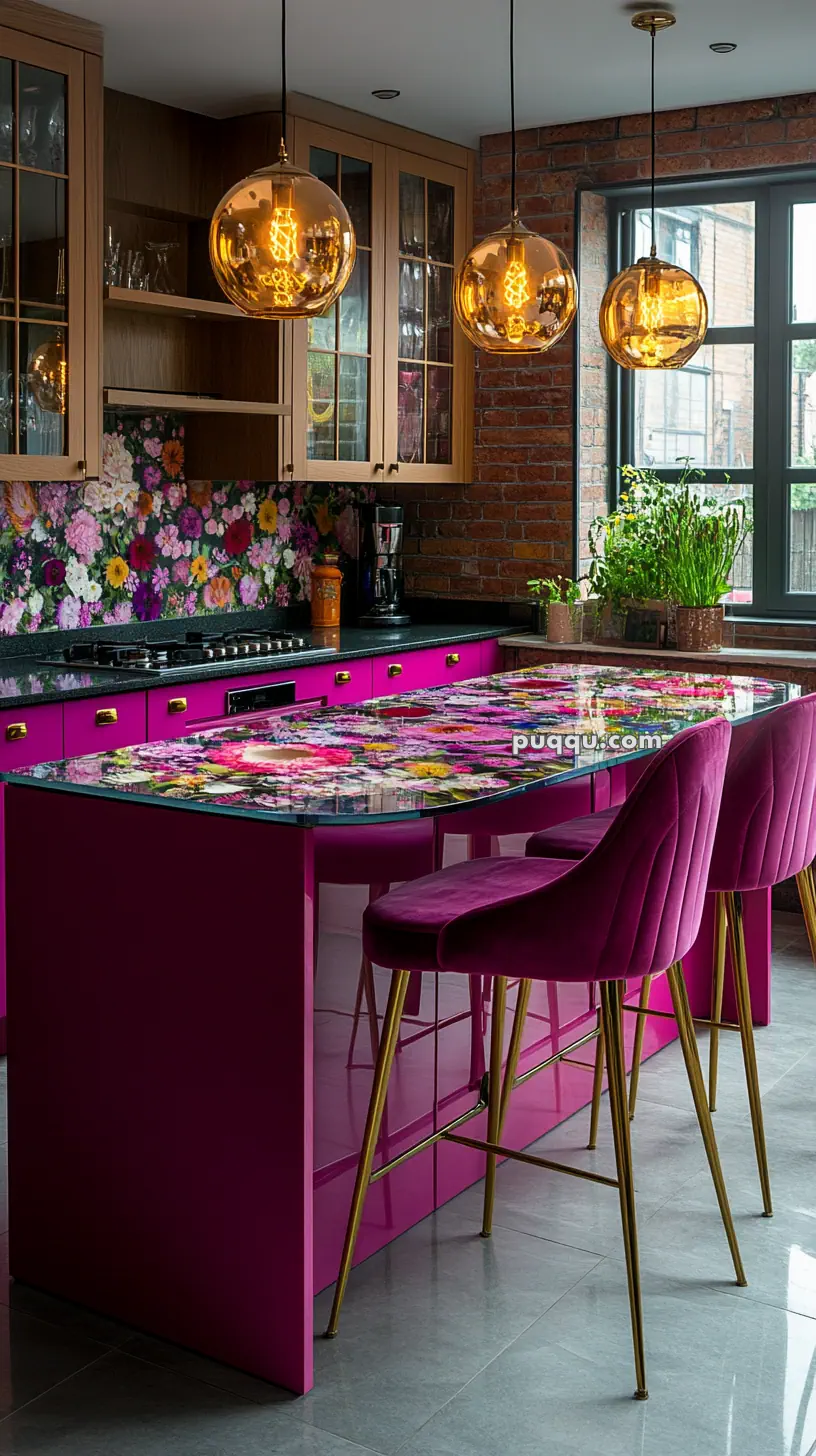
[9,664,793,824]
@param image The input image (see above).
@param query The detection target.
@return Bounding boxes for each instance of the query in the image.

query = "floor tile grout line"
[388,1256,609,1456]
[0,1349,113,1427]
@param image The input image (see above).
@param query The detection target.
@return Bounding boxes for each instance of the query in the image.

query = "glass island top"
[2,665,794,826]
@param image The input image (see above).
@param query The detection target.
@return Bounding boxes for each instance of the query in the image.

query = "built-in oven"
[184,680,326,734]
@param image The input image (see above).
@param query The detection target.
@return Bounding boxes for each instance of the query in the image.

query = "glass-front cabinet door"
[289,121,385,482]
[0,28,90,480]
[384,150,471,484]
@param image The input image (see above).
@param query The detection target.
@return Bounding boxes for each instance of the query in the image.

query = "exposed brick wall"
[388,89,816,602]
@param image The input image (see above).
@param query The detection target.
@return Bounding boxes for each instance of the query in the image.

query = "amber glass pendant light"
[210,0,355,319]
[453,0,577,354]
[599,12,708,369]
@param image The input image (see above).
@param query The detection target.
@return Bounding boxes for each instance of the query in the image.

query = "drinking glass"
[146,240,178,293]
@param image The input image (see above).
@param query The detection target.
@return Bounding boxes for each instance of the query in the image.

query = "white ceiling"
[47,0,816,147]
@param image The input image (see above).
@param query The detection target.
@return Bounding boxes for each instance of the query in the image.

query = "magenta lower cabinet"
[0,701,63,773]
[371,641,484,697]
[63,692,148,757]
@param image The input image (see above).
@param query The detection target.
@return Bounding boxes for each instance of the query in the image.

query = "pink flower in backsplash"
[205,518,219,536]
[278,496,290,517]
[248,537,276,568]
[27,613,41,633]
[185,592,198,615]
[38,482,69,526]
[153,566,170,591]
[172,559,190,584]
[156,524,182,559]
[143,437,163,458]
[102,431,135,489]
[0,599,25,634]
[165,484,184,510]
[276,519,291,542]
[65,509,103,564]
[239,574,261,607]
[79,603,93,628]
[103,602,133,625]
[56,597,82,630]
[143,465,162,490]
[213,489,227,506]
[275,584,290,606]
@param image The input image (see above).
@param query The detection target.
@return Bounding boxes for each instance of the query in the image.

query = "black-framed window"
[607,174,816,617]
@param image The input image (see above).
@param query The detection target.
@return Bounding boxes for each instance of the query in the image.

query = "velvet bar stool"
[526,691,816,1216]
[326,719,746,1400]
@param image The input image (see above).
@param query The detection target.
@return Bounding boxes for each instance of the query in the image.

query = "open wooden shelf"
[104,286,242,321]
[103,389,290,416]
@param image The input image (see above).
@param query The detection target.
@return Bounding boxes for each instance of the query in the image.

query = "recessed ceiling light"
[372,88,400,100]
[709,41,737,53]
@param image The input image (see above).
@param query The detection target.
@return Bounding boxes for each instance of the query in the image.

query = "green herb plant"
[527,574,581,606]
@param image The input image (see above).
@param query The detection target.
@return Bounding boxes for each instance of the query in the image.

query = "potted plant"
[528,575,583,643]
[659,476,749,653]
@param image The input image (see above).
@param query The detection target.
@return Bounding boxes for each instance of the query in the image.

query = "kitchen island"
[1,664,792,1394]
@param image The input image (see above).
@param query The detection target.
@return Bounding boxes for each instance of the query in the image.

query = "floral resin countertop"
[4,665,793,826]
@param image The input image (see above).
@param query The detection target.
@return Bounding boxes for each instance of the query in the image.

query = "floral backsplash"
[0,414,369,635]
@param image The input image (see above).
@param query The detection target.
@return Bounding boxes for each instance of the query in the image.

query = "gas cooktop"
[41,630,336,675]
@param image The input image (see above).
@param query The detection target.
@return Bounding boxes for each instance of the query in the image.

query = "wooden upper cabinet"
[285,102,474,485]
[0,4,102,481]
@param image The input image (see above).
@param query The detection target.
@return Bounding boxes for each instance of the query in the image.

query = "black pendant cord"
[510,0,517,218]
[281,0,288,154]
[649,20,656,257]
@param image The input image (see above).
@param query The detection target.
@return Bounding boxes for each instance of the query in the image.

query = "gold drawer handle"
[5,722,27,742]
[446,652,460,666]
[335,671,351,685]
[168,697,188,715]
[387,663,403,678]
[95,708,118,727]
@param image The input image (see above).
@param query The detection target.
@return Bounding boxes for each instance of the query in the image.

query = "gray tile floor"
[1,914,816,1454]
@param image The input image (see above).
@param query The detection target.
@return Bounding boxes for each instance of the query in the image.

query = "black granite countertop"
[0,623,517,711]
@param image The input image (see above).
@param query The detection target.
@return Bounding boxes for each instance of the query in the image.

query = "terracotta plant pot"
[546,601,583,644]
[675,604,724,653]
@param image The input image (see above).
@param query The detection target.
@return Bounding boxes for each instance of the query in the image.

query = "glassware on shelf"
[146,240,178,294]
[0,103,12,165]
[47,94,65,173]
[104,225,122,287]
[125,249,148,291]
[19,104,38,167]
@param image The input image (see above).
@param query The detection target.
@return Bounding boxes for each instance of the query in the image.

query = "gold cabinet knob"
[168,697,188,715]
[335,671,351,685]
[5,722,27,742]
[387,663,403,678]
[446,652,460,666]
[95,707,118,727]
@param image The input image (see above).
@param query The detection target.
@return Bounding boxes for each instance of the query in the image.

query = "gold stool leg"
[587,1016,605,1150]
[666,963,747,1285]
[600,980,647,1401]
[628,975,653,1121]
[796,866,816,967]
[325,967,411,1337]
[709,892,728,1111]
[498,978,532,1136]
[481,975,508,1238]
[725,891,773,1217]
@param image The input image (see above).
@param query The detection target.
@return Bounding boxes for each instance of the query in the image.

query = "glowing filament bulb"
[637,275,665,364]
[505,315,526,343]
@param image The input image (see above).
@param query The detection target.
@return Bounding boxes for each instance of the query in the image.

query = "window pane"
[310,147,337,190]
[338,355,368,461]
[705,480,753,604]
[633,343,753,469]
[427,180,454,263]
[789,482,816,592]
[20,171,66,318]
[634,202,754,326]
[791,339,816,465]
[428,264,452,363]
[427,365,451,464]
[19,65,66,174]
[341,156,370,249]
[399,172,424,257]
[0,59,13,165]
[308,304,336,353]
[20,322,66,455]
[306,351,335,460]
[339,249,369,354]
[399,259,424,359]
[398,363,424,463]
[792,204,816,324]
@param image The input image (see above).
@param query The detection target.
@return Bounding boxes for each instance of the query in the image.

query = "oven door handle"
[186,696,327,734]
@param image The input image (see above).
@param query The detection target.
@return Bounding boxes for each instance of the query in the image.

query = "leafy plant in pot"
[587,472,672,642]
[528,575,583,643]
[659,472,750,652]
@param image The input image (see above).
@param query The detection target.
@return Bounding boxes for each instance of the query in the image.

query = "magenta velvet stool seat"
[527,692,816,1215]
[325,719,747,1400]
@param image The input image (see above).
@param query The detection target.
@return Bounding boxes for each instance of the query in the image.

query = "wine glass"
[19,104,37,166]
[146,241,178,294]
[47,95,65,172]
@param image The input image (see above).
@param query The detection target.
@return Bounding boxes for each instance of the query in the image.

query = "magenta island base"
[2,666,790,1394]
